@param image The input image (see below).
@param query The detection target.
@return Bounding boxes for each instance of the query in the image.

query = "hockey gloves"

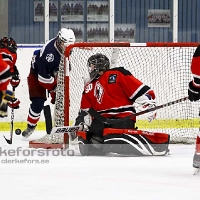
[188,81,200,102]
[0,90,15,117]
[10,65,20,88]
[8,98,20,109]
[0,90,14,103]
[0,102,8,117]
[134,93,157,122]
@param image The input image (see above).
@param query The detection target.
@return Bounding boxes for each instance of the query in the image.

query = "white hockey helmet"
[56,28,75,53]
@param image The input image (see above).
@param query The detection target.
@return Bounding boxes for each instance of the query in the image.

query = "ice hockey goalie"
[74,53,170,156]
[75,110,170,156]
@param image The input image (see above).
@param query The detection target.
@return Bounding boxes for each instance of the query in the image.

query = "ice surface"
[0,131,200,200]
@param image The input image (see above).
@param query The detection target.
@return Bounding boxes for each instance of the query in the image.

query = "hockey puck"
[15,128,22,135]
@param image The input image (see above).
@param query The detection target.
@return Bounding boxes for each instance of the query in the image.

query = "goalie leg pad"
[77,131,105,156]
[77,131,89,156]
[103,128,170,156]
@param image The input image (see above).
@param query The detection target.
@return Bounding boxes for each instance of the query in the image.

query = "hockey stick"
[43,104,77,140]
[44,104,78,139]
[51,96,189,134]
[3,87,15,144]
[87,96,189,125]
[43,105,52,134]
[50,125,81,134]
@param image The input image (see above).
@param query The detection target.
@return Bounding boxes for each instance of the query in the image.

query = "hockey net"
[29,42,199,148]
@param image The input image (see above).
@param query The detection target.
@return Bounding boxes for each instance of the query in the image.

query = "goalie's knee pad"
[90,135,104,149]
[77,131,105,156]
[103,128,170,156]
[77,131,89,156]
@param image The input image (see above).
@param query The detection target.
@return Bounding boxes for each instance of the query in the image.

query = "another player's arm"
[188,45,200,101]
[37,66,57,91]
[10,65,20,89]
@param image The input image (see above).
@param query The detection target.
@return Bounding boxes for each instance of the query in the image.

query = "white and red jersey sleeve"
[191,45,200,89]
[0,54,12,91]
[0,48,17,74]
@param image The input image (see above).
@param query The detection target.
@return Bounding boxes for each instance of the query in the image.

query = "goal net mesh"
[30,42,199,147]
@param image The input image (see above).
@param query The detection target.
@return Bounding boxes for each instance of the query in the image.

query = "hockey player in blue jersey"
[22,28,75,138]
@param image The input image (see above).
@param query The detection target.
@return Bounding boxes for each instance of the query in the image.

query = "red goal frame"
[29,42,199,149]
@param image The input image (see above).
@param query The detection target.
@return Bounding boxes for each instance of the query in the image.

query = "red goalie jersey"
[80,67,155,121]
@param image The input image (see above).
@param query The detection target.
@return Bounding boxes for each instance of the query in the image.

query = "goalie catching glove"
[68,113,92,142]
[78,113,92,131]
[134,93,157,122]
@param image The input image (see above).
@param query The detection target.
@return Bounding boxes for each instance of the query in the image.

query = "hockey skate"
[22,126,36,138]
[193,153,200,175]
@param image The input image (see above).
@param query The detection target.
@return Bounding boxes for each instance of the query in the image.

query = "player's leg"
[22,73,46,138]
[22,97,45,138]
[77,118,105,155]
[193,135,200,174]
[88,119,104,148]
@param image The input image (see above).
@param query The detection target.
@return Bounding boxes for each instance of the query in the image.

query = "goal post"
[29,42,199,149]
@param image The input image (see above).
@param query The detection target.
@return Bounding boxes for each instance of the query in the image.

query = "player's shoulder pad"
[33,49,40,55]
[108,67,132,76]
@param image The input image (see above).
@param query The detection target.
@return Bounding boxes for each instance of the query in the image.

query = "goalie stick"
[87,96,189,125]
[43,104,77,140]
[51,96,189,134]
[51,125,81,134]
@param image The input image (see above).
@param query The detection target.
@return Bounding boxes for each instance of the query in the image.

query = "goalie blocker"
[77,128,170,156]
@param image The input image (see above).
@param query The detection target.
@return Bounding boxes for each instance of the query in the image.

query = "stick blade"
[43,105,53,134]
[3,135,12,144]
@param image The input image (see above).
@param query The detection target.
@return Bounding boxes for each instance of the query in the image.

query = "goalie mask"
[56,28,75,54]
[87,53,110,80]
